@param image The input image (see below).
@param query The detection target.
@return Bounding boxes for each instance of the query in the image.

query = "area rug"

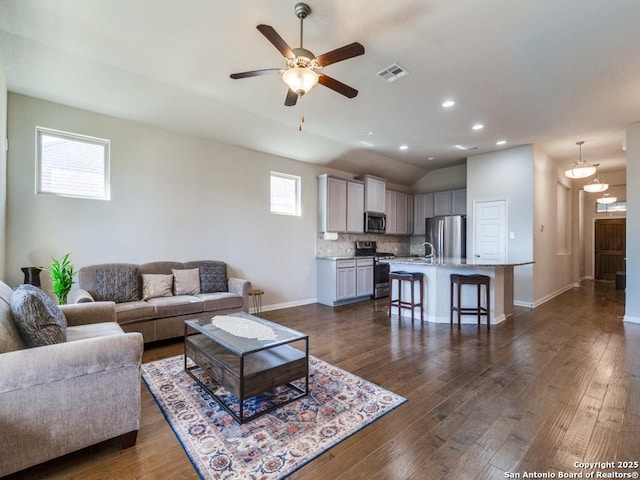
[142,355,406,480]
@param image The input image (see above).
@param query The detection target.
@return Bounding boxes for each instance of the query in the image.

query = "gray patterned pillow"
[95,267,139,303]
[10,284,67,348]
[199,261,228,293]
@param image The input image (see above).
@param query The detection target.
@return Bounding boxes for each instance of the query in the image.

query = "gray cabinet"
[356,175,386,213]
[451,189,467,215]
[386,190,411,235]
[318,174,364,233]
[396,192,409,234]
[433,191,452,216]
[346,181,365,233]
[385,190,397,234]
[317,258,373,306]
[413,193,434,235]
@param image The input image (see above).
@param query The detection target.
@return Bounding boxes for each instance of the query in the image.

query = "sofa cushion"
[94,266,139,303]
[115,301,156,324]
[0,282,25,353]
[146,295,203,318]
[199,261,228,293]
[197,292,243,312]
[142,274,173,301]
[172,268,200,295]
[9,285,67,348]
[66,322,125,342]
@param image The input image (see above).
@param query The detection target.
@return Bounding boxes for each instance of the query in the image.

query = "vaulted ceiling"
[1,0,638,185]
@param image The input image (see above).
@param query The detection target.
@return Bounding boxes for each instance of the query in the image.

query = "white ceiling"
[1,0,638,185]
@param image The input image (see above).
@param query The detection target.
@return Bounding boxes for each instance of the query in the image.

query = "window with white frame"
[270,172,301,216]
[36,127,110,200]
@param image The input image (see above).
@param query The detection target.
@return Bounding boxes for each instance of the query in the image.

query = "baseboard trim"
[514,300,534,308]
[532,284,575,308]
[255,298,317,314]
[624,315,640,324]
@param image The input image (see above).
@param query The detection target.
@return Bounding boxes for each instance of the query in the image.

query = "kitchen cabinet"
[451,188,467,215]
[318,174,364,233]
[433,190,452,216]
[346,181,365,233]
[385,190,412,235]
[317,258,373,306]
[356,175,386,213]
[413,193,434,235]
[385,190,397,234]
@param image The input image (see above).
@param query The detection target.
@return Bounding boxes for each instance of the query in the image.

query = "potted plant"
[40,253,77,305]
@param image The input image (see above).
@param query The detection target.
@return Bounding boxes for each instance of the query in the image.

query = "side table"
[248,289,264,316]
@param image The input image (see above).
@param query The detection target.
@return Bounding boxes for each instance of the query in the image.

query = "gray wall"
[466,145,535,305]
[626,122,640,323]
[5,93,353,310]
[0,49,6,277]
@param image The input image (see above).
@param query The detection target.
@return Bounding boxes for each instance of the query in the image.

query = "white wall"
[466,145,535,305]
[625,122,640,323]
[412,163,466,192]
[0,49,7,276]
[532,145,573,304]
[5,93,357,310]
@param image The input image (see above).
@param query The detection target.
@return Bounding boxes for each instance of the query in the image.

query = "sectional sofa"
[73,260,251,343]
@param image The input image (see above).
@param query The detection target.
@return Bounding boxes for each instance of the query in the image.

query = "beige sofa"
[73,260,251,343]
[0,281,143,477]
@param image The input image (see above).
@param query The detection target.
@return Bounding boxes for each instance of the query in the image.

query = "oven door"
[373,261,390,298]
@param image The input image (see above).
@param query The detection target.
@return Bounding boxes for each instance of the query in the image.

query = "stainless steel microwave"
[365,212,386,234]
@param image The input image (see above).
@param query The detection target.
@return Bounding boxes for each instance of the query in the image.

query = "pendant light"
[565,141,597,179]
[596,192,617,204]
[583,178,609,193]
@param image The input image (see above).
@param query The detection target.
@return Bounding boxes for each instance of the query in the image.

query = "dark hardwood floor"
[7,280,638,480]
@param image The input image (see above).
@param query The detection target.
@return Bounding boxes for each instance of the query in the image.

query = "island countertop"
[381,257,534,268]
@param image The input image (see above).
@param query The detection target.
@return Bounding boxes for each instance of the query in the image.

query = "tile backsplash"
[316,233,417,257]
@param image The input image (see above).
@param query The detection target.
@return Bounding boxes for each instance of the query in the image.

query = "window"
[270,172,301,216]
[596,201,627,213]
[37,127,110,200]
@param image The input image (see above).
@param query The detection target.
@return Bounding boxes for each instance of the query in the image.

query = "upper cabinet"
[355,175,386,213]
[414,189,466,234]
[318,174,365,233]
[385,190,412,235]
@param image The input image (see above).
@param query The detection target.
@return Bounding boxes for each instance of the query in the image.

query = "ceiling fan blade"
[316,42,365,67]
[257,24,296,59]
[318,74,358,98]
[285,89,298,106]
[230,68,282,79]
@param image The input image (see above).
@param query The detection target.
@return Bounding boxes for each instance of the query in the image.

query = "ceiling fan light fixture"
[282,66,318,96]
[596,193,618,204]
[583,178,609,193]
[565,141,597,179]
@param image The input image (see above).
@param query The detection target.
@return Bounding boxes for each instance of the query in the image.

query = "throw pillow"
[142,274,174,301]
[9,284,67,348]
[94,267,139,303]
[199,261,228,293]
[172,268,200,295]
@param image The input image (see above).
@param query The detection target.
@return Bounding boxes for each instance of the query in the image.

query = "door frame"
[472,197,509,261]
[591,216,627,279]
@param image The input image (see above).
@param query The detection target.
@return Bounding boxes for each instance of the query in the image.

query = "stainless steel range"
[354,241,395,299]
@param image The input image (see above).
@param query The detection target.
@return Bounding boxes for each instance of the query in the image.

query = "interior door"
[473,199,507,262]
[594,218,626,280]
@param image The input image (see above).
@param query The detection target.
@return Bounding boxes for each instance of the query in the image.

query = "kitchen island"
[382,257,534,325]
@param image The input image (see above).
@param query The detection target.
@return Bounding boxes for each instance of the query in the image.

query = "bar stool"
[389,271,424,321]
[450,274,491,330]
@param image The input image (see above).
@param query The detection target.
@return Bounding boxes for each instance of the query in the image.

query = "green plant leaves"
[42,253,77,305]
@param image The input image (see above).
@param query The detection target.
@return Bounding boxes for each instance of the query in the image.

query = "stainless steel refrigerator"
[425,215,466,259]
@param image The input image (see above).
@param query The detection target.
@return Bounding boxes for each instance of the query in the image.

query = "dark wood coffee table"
[184,312,309,424]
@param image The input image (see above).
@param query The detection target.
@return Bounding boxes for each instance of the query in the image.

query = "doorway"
[594,218,626,280]
[473,199,507,262]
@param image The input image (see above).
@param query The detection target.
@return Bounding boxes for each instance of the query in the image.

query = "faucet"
[422,242,436,261]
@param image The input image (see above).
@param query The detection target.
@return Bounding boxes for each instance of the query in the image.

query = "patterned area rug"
[142,355,406,480]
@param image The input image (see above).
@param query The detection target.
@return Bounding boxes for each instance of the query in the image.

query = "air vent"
[377,63,410,82]
[454,145,479,151]
[465,146,479,151]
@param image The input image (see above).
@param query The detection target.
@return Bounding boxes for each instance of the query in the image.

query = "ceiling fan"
[230,2,365,107]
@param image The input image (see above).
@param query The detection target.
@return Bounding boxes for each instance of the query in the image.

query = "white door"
[473,199,507,262]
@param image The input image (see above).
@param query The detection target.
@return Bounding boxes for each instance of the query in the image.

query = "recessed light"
[496,140,507,145]
[472,124,484,130]
[365,130,374,136]
[427,157,435,160]
[442,100,455,108]
[454,145,467,150]
[360,140,374,147]
[399,145,409,150]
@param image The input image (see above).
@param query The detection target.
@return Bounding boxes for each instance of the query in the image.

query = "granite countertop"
[316,255,375,260]
[381,257,534,267]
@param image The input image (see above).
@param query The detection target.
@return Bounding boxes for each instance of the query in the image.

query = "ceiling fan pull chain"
[299,95,305,131]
